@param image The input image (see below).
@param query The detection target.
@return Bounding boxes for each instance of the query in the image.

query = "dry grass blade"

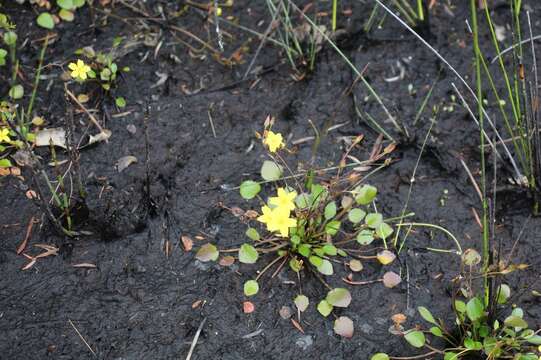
[185,317,207,360]
[68,319,97,356]
[16,216,36,255]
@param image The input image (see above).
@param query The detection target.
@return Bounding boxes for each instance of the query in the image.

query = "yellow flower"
[263,130,284,153]
[68,59,91,80]
[257,205,296,237]
[271,208,297,237]
[257,205,275,227]
[0,128,11,143]
[269,187,297,212]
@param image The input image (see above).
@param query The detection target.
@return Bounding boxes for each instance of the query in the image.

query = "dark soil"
[1,1,540,359]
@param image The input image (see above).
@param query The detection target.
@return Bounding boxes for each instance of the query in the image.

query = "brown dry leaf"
[16,216,36,255]
[334,316,354,338]
[181,236,193,252]
[279,306,292,319]
[35,128,67,148]
[391,313,407,326]
[244,210,258,219]
[77,94,89,103]
[192,300,203,309]
[116,155,137,172]
[382,271,402,288]
[0,168,10,176]
[10,167,21,176]
[291,318,305,333]
[88,130,112,145]
[377,250,396,265]
[72,263,97,268]
[349,259,363,272]
[230,207,244,217]
[243,301,255,313]
[22,258,36,271]
[26,190,38,199]
[219,256,235,267]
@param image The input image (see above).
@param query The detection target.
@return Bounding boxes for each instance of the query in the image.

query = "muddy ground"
[1,1,540,359]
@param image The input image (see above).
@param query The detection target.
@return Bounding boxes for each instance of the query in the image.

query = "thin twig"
[68,319,96,356]
[185,317,207,360]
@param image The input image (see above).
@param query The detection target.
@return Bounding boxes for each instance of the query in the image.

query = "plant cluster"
[30,0,86,29]
[195,118,414,336]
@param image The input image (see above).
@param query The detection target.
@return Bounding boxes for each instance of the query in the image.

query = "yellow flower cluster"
[257,187,297,237]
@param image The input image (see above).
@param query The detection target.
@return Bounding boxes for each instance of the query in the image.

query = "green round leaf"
[371,354,390,360]
[355,184,377,205]
[58,9,75,21]
[326,288,351,307]
[37,13,55,29]
[73,0,85,7]
[239,243,258,264]
[309,255,323,267]
[0,158,13,168]
[3,31,17,46]
[322,244,337,256]
[239,180,261,199]
[444,352,459,360]
[317,259,333,275]
[57,0,75,10]
[9,84,24,100]
[466,297,485,322]
[454,300,466,313]
[404,330,425,348]
[298,244,311,257]
[289,258,302,272]
[356,230,374,245]
[115,96,127,108]
[245,227,260,241]
[504,315,528,329]
[244,279,259,296]
[317,299,333,317]
[429,326,443,337]
[260,160,282,181]
[348,208,366,223]
[375,222,393,239]
[195,243,219,262]
[324,201,337,220]
[496,284,511,304]
[325,220,341,236]
[365,213,383,229]
[295,193,310,208]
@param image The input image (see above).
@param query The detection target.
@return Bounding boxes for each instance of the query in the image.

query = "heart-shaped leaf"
[377,250,396,265]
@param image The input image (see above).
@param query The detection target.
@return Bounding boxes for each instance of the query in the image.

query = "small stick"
[65,85,105,133]
[16,216,36,255]
[68,319,96,356]
[185,317,207,360]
